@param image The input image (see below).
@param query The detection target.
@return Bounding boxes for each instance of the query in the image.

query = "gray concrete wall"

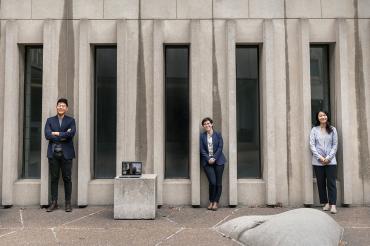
[0,7,4,204]
[0,0,369,207]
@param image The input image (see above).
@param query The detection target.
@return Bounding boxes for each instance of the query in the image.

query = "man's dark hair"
[57,98,68,107]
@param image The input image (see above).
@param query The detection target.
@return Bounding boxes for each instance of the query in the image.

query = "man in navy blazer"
[44,98,76,212]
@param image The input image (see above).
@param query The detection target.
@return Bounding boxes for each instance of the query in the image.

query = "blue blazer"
[200,131,226,167]
[45,115,76,159]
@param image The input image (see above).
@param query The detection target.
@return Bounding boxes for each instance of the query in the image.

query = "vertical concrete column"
[0,21,6,202]
[40,20,62,206]
[190,20,201,206]
[116,20,139,176]
[261,20,276,205]
[335,19,355,205]
[116,20,124,176]
[190,20,212,206]
[262,19,288,206]
[1,20,19,206]
[77,19,91,206]
[262,20,277,205]
[141,20,154,174]
[226,20,237,206]
[361,21,370,204]
[298,19,314,205]
[152,20,164,205]
[273,19,288,205]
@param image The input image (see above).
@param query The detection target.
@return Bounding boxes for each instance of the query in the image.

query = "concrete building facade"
[1,0,370,207]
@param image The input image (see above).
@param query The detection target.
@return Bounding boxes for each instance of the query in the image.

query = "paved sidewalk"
[0,205,369,245]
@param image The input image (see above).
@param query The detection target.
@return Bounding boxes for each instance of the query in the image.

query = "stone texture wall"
[0,0,369,207]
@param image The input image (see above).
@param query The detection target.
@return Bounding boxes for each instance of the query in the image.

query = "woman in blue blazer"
[200,117,226,211]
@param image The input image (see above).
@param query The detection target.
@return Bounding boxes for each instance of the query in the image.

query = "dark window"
[165,46,189,178]
[236,46,261,178]
[310,45,330,125]
[94,46,117,178]
[22,46,43,178]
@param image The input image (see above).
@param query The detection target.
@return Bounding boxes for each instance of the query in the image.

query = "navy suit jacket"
[45,115,76,159]
[200,131,226,167]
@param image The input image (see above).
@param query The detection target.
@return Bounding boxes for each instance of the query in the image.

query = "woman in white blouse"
[309,111,338,214]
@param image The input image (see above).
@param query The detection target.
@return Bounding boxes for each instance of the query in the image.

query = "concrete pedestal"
[114,174,157,219]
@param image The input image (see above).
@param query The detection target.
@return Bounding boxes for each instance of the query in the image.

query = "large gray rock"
[217,208,343,246]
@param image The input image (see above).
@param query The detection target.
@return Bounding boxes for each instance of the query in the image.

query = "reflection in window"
[94,46,117,178]
[165,46,189,178]
[22,46,43,178]
[236,46,261,178]
[310,45,330,125]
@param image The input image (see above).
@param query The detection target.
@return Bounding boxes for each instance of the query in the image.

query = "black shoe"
[65,201,72,212]
[46,201,58,212]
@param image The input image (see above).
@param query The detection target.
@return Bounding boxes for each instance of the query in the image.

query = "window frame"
[93,45,118,179]
[21,45,43,179]
[164,44,190,179]
[309,44,331,126]
[235,44,262,179]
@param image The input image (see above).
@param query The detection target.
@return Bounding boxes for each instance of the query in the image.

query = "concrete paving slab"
[19,206,105,228]
[327,206,370,227]
[0,229,17,239]
[225,207,290,223]
[59,208,174,229]
[0,228,57,245]
[0,209,23,228]
[162,207,234,229]
[342,227,370,246]
[55,227,178,246]
[160,228,239,246]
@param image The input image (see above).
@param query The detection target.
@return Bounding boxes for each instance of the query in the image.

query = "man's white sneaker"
[323,203,330,211]
[330,205,337,214]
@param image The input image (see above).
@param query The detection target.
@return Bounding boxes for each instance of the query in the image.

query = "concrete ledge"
[237,179,265,206]
[163,179,191,205]
[14,179,40,206]
[114,174,157,219]
[88,179,114,205]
